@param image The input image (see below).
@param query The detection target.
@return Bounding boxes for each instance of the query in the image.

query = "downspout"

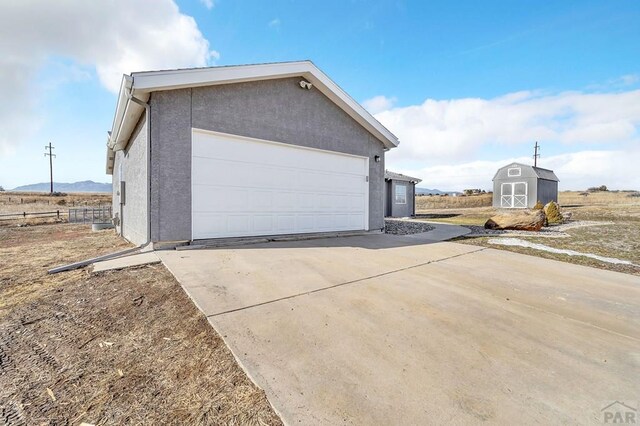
[412,181,417,217]
[48,83,152,275]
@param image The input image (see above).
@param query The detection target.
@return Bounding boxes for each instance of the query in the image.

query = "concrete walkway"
[159,234,640,425]
[411,221,471,241]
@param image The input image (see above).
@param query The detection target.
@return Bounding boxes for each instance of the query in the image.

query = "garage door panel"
[193,213,228,236]
[194,131,364,175]
[228,215,250,233]
[192,130,368,239]
[253,215,273,232]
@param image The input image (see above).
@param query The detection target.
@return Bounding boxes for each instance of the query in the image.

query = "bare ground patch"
[0,224,281,425]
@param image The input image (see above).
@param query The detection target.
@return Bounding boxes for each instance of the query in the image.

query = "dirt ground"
[0,223,281,425]
[415,191,640,275]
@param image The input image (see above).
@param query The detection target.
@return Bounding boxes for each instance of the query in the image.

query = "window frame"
[395,183,407,204]
[507,167,521,177]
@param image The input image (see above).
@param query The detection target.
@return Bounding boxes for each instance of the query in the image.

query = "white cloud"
[377,89,640,166]
[362,95,397,114]
[200,0,214,9]
[268,18,281,28]
[394,148,639,191]
[619,74,639,86]
[377,87,640,191]
[0,0,217,154]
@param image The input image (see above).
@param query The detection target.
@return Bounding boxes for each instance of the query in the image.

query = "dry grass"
[416,193,492,210]
[0,192,111,227]
[460,223,640,276]
[0,224,282,425]
[431,190,640,275]
[0,191,111,214]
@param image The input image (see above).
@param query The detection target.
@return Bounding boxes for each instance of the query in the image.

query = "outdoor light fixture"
[374,155,381,163]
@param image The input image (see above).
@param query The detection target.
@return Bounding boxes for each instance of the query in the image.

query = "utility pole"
[533,141,540,167]
[44,142,56,194]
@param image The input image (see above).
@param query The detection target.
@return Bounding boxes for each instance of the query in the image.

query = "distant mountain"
[416,187,462,196]
[12,180,111,193]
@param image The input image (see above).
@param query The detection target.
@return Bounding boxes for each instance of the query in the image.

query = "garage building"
[106,61,399,245]
[384,170,421,217]
[492,162,559,209]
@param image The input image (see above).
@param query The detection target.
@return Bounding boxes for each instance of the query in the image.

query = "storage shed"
[105,61,399,245]
[384,171,421,217]
[492,163,559,209]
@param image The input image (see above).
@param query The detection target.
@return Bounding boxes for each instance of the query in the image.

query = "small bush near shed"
[544,201,563,224]
[533,200,544,210]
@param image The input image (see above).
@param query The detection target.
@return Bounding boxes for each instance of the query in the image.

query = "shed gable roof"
[492,162,559,182]
[106,61,399,174]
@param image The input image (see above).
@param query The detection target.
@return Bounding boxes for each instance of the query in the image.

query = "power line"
[533,141,540,167]
[44,142,56,194]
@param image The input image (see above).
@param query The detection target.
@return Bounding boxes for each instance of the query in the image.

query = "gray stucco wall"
[111,115,148,245]
[149,77,387,242]
[385,180,415,217]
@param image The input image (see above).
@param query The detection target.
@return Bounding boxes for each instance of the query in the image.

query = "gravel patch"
[463,220,611,238]
[384,219,435,235]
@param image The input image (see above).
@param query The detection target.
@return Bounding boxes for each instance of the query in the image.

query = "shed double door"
[500,182,527,208]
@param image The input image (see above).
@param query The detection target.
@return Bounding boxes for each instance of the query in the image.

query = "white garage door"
[191,129,369,240]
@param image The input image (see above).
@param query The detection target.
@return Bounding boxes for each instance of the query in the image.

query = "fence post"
[57,210,59,219]
[23,212,26,218]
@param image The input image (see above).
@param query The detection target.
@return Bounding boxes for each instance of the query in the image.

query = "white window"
[507,167,521,177]
[395,184,407,204]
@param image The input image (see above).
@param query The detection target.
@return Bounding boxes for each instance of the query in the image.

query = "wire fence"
[0,206,112,224]
[0,210,64,220]
[68,206,112,224]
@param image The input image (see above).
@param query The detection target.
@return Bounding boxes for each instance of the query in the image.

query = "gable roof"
[492,162,559,182]
[532,166,559,181]
[106,61,400,173]
[385,170,422,183]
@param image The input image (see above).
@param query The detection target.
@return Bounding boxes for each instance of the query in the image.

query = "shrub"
[587,185,608,192]
[544,201,563,224]
[0,186,4,191]
[533,200,544,210]
[56,199,67,206]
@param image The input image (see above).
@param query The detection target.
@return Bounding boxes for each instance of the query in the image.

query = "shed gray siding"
[492,163,558,208]
[385,180,415,217]
[111,115,148,245]
[537,179,558,205]
[149,77,386,242]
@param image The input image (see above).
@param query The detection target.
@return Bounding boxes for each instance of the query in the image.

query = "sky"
[0,0,639,191]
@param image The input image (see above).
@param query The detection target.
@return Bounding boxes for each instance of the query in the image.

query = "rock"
[544,201,563,224]
[484,210,546,231]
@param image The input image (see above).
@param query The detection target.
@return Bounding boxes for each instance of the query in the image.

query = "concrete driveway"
[158,233,640,425]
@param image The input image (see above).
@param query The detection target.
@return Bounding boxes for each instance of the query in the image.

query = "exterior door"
[191,129,369,239]
[501,182,527,208]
